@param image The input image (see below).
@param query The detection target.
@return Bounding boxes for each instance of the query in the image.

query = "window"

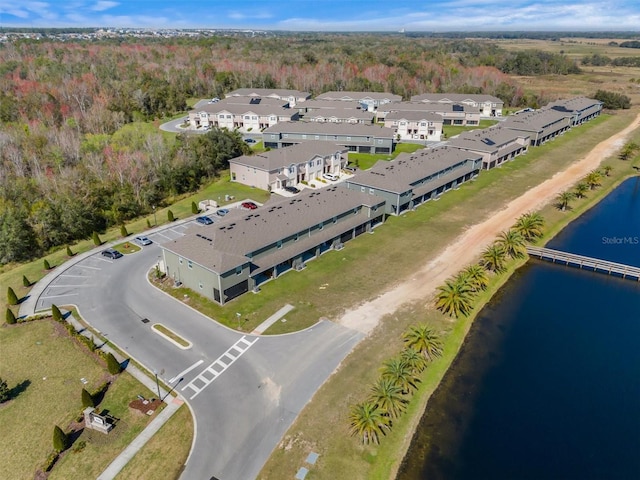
[179,258,183,265]
[283,134,289,138]
[252,116,258,120]
[318,223,323,230]
[188,260,193,269]
[199,282,203,290]
[317,159,321,166]
[315,135,320,140]
[277,240,282,249]
[236,266,242,275]
[369,188,374,194]
[377,139,383,144]
[347,136,351,141]
[333,216,337,224]
[361,186,365,192]
[302,134,307,139]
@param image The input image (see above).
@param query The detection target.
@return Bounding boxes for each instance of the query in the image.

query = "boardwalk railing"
[526,246,640,281]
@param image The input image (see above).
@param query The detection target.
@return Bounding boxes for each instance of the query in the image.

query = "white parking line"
[168,359,204,384]
[39,293,79,300]
[154,231,173,241]
[47,284,95,288]
[181,336,259,400]
[59,274,89,278]
[95,257,113,264]
[170,228,185,236]
[72,264,102,270]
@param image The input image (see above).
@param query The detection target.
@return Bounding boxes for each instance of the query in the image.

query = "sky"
[1,0,639,32]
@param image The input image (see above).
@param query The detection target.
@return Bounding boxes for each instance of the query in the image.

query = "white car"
[323,173,339,181]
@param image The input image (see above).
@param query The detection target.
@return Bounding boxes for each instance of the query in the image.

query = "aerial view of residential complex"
[2,2,640,480]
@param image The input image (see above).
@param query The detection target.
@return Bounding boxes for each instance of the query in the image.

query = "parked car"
[244,138,257,144]
[216,208,229,217]
[208,98,220,104]
[284,185,300,194]
[241,201,258,210]
[196,216,214,225]
[323,173,339,181]
[101,248,123,259]
[134,236,152,246]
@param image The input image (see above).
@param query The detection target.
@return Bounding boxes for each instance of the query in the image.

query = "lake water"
[398,177,640,480]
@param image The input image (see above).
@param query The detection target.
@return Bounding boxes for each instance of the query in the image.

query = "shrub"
[146,218,152,228]
[72,440,87,453]
[167,209,175,222]
[120,224,128,237]
[106,352,122,374]
[0,377,9,402]
[42,451,59,472]
[191,201,198,214]
[92,231,101,246]
[51,304,63,322]
[66,245,74,257]
[52,425,69,453]
[43,258,51,270]
[81,388,95,408]
[23,275,31,287]
[7,287,18,306]
[6,308,16,325]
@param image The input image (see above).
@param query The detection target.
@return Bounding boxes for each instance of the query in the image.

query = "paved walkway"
[251,303,294,334]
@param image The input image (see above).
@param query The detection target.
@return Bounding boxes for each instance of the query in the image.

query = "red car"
[241,201,258,210]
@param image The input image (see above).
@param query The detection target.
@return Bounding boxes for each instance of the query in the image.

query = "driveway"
[30,219,364,480]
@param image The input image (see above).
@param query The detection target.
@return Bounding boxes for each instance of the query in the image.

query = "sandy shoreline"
[338,113,640,334]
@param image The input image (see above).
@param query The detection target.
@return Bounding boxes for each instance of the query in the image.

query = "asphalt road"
[35,218,364,480]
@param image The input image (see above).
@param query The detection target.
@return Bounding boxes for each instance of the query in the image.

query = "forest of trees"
[0,34,608,264]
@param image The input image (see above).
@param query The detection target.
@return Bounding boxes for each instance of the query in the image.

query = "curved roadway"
[33,222,364,479]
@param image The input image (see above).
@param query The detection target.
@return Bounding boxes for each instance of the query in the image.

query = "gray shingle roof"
[348,146,480,194]
[542,96,603,113]
[502,109,572,132]
[162,186,384,273]
[378,102,479,114]
[301,99,363,110]
[385,111,443,122]
[410,93,503,104]
[193,103,295,117]
[447,126,529,153]
[226,88,311,99]
[229,141,346,171]
[316,91,402,102]
[263,121,395,138]
[305,108,375,121]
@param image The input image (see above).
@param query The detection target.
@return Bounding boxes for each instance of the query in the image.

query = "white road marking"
[47,284,95,288]
[95,257,113,264]
[39,293,79,300]
[59,274,89,278]
[181,336,259,399]
[171,228,185,236]
[72,264,101,270]
[168,359,204,383]
[154,231,173,241]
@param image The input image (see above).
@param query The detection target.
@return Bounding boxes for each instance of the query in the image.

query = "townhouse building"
[541,97,603,126]
[501,109,573,146]
[410,93,504,117]
[225,88,311,107]
[229,141,347,191]
[346,146,482,215]
[377,102,481,127]
[446,126,530,170]
[189,98,298,132]
[160,187,386,305]
[304,108,375,124]
[314,91,402,111]
[383,111,444,141]
[262,122,395,154]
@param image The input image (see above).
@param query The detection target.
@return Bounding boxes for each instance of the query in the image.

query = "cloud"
[91,1,119,12]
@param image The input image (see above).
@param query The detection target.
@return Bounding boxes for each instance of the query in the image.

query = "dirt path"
[339,113,640,334]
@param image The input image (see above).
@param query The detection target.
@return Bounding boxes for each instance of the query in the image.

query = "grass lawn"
[443,119,499,138]
[152,323,191,348]
[348,142,423,170]
[114,404,193,480]
[113,242,141,255]
[257,110,640,478]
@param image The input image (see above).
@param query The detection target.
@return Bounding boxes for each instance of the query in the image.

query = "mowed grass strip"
[152,323,191,348]
[257,112,640,479]
[114,404,193,480]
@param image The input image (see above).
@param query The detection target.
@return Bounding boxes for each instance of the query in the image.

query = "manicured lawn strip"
[49,372,162,480]
[348,142,423,170]
[443,118,499,138]
[0,320,107,480]
[257,111,640,478]
[114,404,193,480]
[152,323,191,347]
[113,242,141,255]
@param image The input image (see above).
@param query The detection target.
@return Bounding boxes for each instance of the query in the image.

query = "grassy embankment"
[257,110,640,479]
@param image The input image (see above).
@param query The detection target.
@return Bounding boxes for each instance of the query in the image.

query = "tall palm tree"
[481,243,507,273]
[514,212,545,241]
[369,377,407,419]
[463,264,489,292]
[435,277,474,318]
[574,182,589,199]
[585,170,602,190]
[381,357,420,394]
[403,324,443,361]
[497,229,526,258]
[349,401,390,445]
[400,346,429,374]
[556,190,575,211]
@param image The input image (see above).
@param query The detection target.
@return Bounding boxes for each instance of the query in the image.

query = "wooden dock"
[526,246,640,281]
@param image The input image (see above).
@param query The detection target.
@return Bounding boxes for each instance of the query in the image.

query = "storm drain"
[141,318,150,324]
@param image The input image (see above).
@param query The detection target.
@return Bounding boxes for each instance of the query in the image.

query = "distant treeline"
[581,54,640,68]
[619,41,640,49]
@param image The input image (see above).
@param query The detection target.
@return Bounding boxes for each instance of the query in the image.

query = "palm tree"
[556,190,575,211]
[574,182,588,199]
[403,324,443,361]
[497,229,526,258]
[381,357,420,394]
[481,243,507,273]
[349,401,390,445]
[514,212,545,241]
[400,347,429,374]
[463,264,489,292]
[601,165,613,177]
[435,277,474,318]
[369,377,407,419]
[585,170,602,190]
[619,141,638,161]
